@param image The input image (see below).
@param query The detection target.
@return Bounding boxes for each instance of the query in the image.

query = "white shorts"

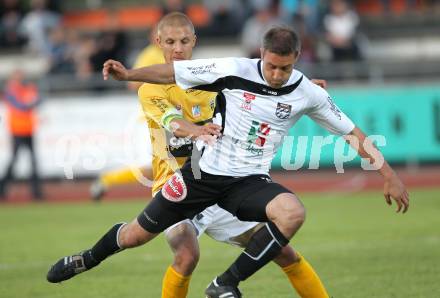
[165,204,261,247]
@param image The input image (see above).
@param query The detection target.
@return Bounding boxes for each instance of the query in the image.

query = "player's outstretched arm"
[345,127,410,213]
[103,59,175,84]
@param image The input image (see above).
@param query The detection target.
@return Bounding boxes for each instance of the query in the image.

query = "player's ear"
[192,34,197,47]
[293,50,301,64]
[260,48,265,60]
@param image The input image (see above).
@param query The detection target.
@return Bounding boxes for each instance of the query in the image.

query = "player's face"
[157,25,196,63]
[261,50,298,89]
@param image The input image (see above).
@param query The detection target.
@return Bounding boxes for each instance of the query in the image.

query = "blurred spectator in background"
[0,70,43,200]
[89,19,127,90]
[0,0,26,49]
[279,0,321,34]
[46,26,75,74]
[323,0,362,61]
[292,13,318,64]
[70,34,96,81]
[203,0,245,37]
[19,0,60,55]
[241,0,281,58]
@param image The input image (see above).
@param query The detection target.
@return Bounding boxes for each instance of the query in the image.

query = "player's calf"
[214,222,289,292]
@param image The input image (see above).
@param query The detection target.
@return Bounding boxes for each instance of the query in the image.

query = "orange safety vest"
[3,81,39,136]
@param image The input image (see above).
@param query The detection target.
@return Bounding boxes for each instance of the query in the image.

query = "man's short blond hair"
[157,12,195,35]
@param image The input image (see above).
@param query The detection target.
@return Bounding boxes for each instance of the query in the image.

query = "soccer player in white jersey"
[52,26,409,298]
[47,15,330,298]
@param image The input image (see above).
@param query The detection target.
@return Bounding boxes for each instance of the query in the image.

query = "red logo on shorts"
[162,173,187,202]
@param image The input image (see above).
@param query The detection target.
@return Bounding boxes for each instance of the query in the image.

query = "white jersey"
[174,57,355,176]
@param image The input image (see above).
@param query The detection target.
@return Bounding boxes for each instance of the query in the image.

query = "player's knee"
[284,203,306,227]
[119,221,151,248]
[173,246,199,275]
[267,194,306,235]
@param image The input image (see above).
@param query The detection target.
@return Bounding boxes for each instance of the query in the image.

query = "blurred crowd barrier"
[1,84,439,179]
[0,95,151,179]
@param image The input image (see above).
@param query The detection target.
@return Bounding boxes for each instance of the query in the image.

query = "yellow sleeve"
[133,45,165,68]
[138,84,182,131]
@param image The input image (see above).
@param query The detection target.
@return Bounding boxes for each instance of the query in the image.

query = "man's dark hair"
[262,27,301,56]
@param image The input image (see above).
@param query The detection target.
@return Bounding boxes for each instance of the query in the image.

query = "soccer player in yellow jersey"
[90,29,165,200]
[48,13,329,298]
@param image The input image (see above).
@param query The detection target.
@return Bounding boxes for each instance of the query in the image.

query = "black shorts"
[137,162,293,233]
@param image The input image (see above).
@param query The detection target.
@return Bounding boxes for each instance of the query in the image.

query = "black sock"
[217,222,289,287]
[83,223,126,268]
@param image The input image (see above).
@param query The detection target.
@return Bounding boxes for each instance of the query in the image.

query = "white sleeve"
[305,79,355,135]
[173,58,238,90]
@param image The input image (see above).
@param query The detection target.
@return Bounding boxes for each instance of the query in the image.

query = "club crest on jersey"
[162,173,187,202]
[275,102,292,119]
[192,105,201,117]
[241,92,256,110]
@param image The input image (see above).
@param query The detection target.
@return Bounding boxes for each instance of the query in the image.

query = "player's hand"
[383,173,409,213]
[197,123,222,138]
[170,120,222,139]
[103,59,129,81]
[311,79,327,89]
[194,123,222,146]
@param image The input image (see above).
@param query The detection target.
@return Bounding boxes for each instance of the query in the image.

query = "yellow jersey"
[138,83,216,194]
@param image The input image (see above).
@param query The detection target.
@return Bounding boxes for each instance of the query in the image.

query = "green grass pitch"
[1,188,439,298]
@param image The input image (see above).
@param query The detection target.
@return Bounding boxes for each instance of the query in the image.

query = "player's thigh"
[201,206,263,247]
[138,171,219,233]
[225,176,294,222]
[137,192,188,234]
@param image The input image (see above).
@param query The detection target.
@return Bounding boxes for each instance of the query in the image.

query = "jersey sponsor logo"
[162,173,187,202]
[275,102,292,119]
[187,62,216,75]
[247,120,271,148]
[169,136,192,147]
[262,88,278,96]
[192,105,201,117]
[241,92,256,110]
[209,98,215,111]
[151,97,168,113]
[326,96,342,120]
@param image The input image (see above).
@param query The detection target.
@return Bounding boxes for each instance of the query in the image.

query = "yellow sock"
[100,168,139,187]
[282,253,329,298]
[161,266,191,298]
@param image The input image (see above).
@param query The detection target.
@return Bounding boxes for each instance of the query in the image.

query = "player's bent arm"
[103,59,175,84]
[127,64,175,84]
[344,127,410,213]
